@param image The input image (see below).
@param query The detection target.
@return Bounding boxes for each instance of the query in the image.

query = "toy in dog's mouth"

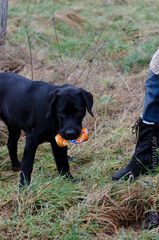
[55,127,88,147]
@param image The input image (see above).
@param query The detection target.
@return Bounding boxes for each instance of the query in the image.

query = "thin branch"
[25,0,34,80]
[51,0,64,68]
[0,0,8,46]
[73,40,106,85]
[71,24,109,85]
[50,1,109,86]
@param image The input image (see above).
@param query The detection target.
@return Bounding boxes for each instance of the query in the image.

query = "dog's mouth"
[59,128,81,140]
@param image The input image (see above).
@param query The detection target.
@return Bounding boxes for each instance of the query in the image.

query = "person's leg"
[142,70,159,123]
[112,51,159,181]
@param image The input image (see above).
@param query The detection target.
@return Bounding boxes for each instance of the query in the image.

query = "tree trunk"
[0,0,8,46]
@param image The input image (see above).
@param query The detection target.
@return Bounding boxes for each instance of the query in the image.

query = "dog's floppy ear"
[81,89,94,116]
[46,90,57,118]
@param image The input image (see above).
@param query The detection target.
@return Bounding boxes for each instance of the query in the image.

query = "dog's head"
[46,84,94,140]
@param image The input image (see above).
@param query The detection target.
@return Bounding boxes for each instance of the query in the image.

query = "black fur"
[0,72,93,186]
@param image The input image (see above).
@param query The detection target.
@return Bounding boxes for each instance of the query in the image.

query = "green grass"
[8,0,159,66]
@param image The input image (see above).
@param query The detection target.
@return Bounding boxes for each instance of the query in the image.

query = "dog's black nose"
[65,128,77,139]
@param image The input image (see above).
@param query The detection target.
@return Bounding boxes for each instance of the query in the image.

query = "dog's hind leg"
[7,126,21,171]
[20,133,38,186]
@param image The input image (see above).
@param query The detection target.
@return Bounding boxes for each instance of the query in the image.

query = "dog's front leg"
[20,133,38,186]
[51,140,75,181]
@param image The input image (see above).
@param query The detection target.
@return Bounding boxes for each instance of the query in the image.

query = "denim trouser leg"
[142,70,159,123]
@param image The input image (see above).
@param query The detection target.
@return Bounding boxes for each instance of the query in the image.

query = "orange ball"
[55,134,69,147]
[55,128,88,147]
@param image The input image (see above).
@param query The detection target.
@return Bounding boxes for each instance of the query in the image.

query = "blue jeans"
[142,70,159,123]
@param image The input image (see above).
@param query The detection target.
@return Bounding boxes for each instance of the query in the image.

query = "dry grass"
[54,11,86,32]
[104,0,132,5]
[81,178,159,238]
[0,42,27,73]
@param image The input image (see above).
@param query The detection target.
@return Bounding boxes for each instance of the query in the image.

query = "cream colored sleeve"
[150,48,159,75]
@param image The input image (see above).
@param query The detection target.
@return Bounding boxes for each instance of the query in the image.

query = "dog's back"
[0,72,55,131]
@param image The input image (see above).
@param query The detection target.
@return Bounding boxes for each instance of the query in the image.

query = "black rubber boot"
[112,118,159,181]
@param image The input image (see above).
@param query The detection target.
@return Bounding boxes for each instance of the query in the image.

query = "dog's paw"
[12,166,21,171]
[12,162,21,172]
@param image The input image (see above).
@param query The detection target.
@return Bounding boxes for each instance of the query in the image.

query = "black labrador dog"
[0,72,93,186]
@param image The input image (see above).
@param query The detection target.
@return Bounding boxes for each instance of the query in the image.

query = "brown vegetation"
[81,178,159,238]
